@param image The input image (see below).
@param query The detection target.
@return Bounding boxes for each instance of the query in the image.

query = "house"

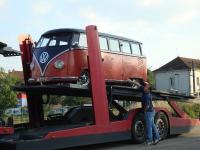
[8,70,24,81]
[154,57,200,96]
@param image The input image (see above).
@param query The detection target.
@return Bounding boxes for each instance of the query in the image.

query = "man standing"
[141,82,160,145]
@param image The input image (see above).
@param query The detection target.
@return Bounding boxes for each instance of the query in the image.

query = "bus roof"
[42,28,142,44]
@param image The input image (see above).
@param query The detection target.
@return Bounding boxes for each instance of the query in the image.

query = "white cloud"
[176,0,200,8]
[0,0,6,8]
[145,28,200,70]
[79,8,97,21]
[78,8,153,40]
[136,0,164,7]
[32,1,53,15]
[78,8,114,32]
[168,9,198,25]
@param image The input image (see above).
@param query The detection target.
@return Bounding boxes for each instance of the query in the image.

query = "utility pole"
[192,59,196,94]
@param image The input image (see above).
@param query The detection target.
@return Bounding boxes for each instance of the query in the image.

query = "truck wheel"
[155,112,169,140]
[131,113,145,143]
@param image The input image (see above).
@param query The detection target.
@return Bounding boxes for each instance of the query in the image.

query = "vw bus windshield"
[36,33,72,48]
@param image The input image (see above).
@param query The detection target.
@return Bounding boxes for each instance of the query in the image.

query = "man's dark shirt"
[140,87,154,112]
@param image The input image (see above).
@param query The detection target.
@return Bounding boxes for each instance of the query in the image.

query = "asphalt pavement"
[65,127,200,150]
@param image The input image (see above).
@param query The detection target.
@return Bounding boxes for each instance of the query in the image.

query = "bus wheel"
[155,112,169,140]
[79,70,90,86]
[131,113,145,143]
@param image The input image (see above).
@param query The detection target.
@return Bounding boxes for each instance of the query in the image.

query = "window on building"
[169,77,175,88]
[197,77,200,86]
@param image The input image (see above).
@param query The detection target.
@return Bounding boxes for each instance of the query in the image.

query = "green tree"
[47,95,91,106]
[147,69,155,88]
[0,68,21,113]
[60,96,91,106]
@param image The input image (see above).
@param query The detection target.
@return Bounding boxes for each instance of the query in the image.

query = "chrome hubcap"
[156,118,165,135]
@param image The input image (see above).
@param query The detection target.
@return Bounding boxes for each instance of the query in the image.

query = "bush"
[0,68,22,113]
[181,103,200,119]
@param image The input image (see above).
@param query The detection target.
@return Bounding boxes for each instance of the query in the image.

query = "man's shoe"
[147,141,153,146]
[153,139,160,145]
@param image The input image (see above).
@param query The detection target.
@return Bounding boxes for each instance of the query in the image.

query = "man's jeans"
[144,111,160,142]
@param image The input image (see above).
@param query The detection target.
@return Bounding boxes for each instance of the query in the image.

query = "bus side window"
[72,33,79,47]
[79,33,88,48]
[131,43,141,56]
[99,37,108,50]
[109,38,120,52]
[120,41,131,54]
[59,41,68,46]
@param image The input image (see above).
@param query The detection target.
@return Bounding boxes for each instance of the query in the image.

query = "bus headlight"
[54,60,64,69]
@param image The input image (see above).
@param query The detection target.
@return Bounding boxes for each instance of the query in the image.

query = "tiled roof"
[154,57,200,72]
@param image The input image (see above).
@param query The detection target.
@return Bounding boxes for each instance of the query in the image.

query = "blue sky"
[0,0,200,71]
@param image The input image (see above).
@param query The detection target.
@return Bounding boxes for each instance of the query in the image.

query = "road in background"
[65,127,200,150]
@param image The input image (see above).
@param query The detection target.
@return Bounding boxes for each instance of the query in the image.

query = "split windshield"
[36,33,72,48]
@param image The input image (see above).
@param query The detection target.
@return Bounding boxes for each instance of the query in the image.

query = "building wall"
[189,69,200,96]
[154,69,190,95]
[8,70,24,80]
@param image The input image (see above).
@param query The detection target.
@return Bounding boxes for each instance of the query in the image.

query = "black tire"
[131,113,145,143]
[0,118,5,126]
[155,112,169,140]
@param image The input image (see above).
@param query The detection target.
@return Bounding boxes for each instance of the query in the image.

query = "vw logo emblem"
[39,52,49,63]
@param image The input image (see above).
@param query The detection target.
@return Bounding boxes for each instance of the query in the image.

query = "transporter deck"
[13,84,195,102]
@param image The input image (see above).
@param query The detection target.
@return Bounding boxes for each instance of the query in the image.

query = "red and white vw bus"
[29,29,147,85]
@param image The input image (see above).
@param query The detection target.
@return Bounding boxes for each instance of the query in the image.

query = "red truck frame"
[0,25,200,150]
